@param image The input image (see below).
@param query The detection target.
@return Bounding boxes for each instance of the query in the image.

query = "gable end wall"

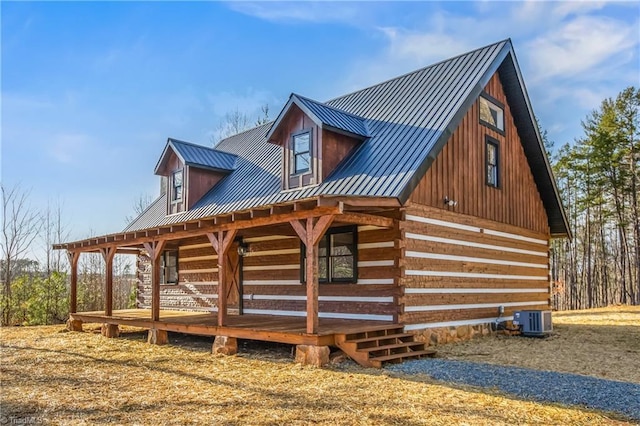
[400,72,551,343]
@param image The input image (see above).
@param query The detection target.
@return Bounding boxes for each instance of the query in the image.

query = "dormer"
[266,94,369,190]
[154,138,237,214]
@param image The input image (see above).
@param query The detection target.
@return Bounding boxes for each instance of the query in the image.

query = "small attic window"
[479,94,504,133]
[171,170,183,202]
[292,130,311,175]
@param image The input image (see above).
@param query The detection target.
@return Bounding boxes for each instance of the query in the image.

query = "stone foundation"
[101,323,120,338]
[147,329,169,345]
[66,318,83,332]
[295,345,330,367]
[413,322,494,346]
[212,335,237,355]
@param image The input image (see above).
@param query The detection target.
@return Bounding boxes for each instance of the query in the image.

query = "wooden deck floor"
[71,309,396,346]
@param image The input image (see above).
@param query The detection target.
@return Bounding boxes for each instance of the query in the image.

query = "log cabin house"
[54,39,570,367]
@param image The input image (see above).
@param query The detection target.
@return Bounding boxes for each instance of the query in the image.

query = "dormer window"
[171,170,183,202]
[479,94,504,133]
[292,131,311,175]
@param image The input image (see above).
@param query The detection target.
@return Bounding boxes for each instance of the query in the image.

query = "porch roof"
[53,197,398,253]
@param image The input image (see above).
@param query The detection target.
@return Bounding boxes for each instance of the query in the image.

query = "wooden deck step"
[357,342,425,353]
[346,332,415,344]
[334,323,437,368]
[370,349,437,363]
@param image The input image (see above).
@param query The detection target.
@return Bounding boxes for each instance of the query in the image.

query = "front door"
[225,241,242,315]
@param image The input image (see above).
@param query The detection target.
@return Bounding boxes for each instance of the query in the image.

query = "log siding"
[399,203,551,330]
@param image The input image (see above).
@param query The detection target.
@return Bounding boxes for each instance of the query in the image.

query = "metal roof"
[125,39,570,237]
[154,138,238,174]
[292,94,369,137]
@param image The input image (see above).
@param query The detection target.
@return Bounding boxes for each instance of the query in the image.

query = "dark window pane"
[331,232,354,256]
[319,238,327,257]
[331,256,354,279]
[318,256,328,280]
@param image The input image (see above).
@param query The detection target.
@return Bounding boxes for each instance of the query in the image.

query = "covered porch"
[69,308,397,346]
[54,198,431,366]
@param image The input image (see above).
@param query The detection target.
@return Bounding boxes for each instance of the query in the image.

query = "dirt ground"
[437,305,640,384]
[0,306,637,425]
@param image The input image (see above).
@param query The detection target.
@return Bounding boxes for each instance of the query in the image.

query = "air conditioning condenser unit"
[513,310,552,336]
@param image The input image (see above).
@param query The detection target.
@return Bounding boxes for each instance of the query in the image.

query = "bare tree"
[0,184,41,325]
[125,192,154,224]
[255,104,271,126]
[212,107,251,143]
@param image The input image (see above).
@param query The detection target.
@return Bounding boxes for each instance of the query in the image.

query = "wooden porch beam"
[66,251,81,314]
[56,205,344,252]
[338,212,394,228]
[99,246,117,317]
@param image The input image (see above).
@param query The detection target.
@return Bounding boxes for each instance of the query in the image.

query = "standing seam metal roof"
[124,39,569,237]
[155,138,238,173]
[292,94,369,137]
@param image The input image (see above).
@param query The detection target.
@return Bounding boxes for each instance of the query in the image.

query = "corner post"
[100,247,117,317]
[143,240,167,322]
[66,250,80,314]
[305,218,319,334]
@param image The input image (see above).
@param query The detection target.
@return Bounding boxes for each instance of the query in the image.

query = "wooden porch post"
[100,247,117,317]
[207,230,237,326]
[143,240,166,322]
[290,215,334,334]
[66,251,80,314]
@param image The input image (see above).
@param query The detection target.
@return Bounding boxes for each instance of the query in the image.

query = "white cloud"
[207,88,277,118]
[551,1,608,20]
[49,133,93,164]
[228,2,363,24]
[379,27,474,66]
[526,15,639,81]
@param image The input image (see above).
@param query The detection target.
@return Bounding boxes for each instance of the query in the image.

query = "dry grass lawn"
[0,307,637,425]
[438,305,640,384]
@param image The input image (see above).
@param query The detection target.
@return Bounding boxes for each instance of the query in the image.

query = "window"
[292,131,311,174]
[479,94,504,133]
[171,170,183,202]
[161,250,178,285]
[301,226,357,283]
[486,137,499,188]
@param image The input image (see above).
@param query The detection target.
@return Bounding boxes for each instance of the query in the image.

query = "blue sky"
[2,1,639,248]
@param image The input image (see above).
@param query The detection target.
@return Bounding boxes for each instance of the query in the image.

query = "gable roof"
[126,39,570,237]
[266,93,369,141]
[154,138,238,175]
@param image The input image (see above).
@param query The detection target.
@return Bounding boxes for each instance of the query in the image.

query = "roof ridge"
[292,93,367,121]
[169,137,215,151]
[325,39,510,105]
[215,121,273,148]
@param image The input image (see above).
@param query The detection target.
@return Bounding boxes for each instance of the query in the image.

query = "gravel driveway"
[388,359,640,422]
